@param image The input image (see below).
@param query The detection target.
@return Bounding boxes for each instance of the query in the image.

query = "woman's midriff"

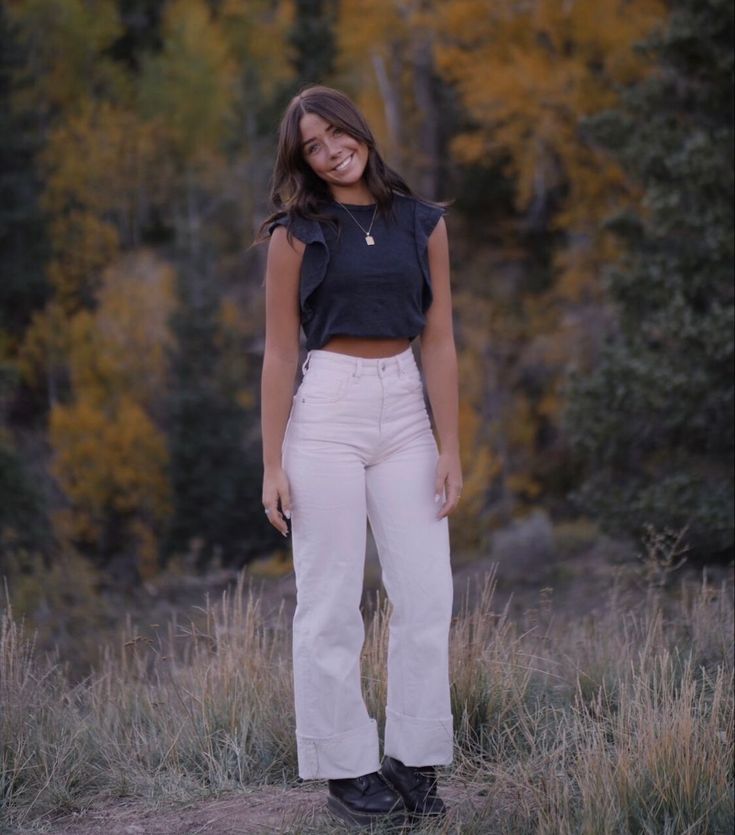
[320,336,411,358]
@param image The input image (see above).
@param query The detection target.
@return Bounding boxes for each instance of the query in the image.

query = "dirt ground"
[23,778,492,835]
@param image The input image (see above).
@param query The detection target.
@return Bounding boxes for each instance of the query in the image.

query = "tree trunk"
[410,32,440,199]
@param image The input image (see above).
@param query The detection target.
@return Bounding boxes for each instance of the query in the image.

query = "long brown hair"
[257,85,415,240]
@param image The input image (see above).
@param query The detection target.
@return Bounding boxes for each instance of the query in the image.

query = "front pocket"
[298,371,353,404]
[396,369,424,394]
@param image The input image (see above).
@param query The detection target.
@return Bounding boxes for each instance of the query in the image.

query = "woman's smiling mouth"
[333,153,354,172]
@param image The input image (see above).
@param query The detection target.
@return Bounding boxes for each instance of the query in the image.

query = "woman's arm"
[419,217,463,519]
[261,226,303,536]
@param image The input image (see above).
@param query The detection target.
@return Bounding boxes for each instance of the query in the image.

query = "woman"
[259,85,462,828]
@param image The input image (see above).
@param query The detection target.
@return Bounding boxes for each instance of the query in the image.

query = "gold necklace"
[335,201,378,246]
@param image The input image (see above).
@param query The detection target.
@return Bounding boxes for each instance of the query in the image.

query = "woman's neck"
[329,181,375,206]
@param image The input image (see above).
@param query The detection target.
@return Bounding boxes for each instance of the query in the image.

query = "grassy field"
[1,557,733,834]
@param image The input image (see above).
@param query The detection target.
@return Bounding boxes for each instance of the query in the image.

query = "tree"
[138,0,237,163]
[566,0,734,559]
[3,0,296,579]
[48,252,175,582]
[289,0,338,87]
[4,0,127,118]
[336,0,449,197]
[435,0,665,266]
[0,371,48,550]
[0,3,48,339]
[429,0,666,518]
[162,259,256,569]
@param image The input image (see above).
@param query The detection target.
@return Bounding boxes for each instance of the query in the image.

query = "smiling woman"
[300,115,371,200]
[257,86,461,828]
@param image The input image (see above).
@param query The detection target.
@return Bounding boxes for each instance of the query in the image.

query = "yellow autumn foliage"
[429,0,667,522]
[66,251,176,410]
[50,395,171,578]
[335,0,438,179]
[335,0,405,156]
[138,0,239,161]
[45,212,120,312]
[50,397,168,520]
[6,0,125,115]
[41,102,169,224]
[18,300,71,395]
[48,251,176,575]
[220,0,294,100]
[39,100,170,311]
[435,0,665,297]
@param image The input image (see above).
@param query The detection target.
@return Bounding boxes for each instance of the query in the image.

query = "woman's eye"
[306,143,319,155]
[332,127,343,137]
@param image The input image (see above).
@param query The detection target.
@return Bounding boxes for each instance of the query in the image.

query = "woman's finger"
[263,495,289,537]
[280,484,292,522]
[434,462,448,506]
[434,478,444,504]
[437,481,462,519]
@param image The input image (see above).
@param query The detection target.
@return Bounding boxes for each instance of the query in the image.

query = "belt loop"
[354,357,363,378]
[301,351,312,376]
[394,353,403,377]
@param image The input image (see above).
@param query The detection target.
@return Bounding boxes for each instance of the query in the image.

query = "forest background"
[0,0,732,663]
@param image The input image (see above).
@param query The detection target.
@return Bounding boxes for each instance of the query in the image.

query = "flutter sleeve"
[413,200,446,312]
[267,212,330,325]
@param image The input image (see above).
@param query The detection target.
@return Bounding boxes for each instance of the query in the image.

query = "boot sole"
[326,795,406,829]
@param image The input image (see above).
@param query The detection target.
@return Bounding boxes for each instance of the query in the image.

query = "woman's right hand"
[262,466,292,537]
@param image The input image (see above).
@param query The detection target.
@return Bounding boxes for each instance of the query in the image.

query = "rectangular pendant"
[365,235,375,246]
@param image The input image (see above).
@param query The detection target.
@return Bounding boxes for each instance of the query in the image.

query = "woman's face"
[299,112,369,194]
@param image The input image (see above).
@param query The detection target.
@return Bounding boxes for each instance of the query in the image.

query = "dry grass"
[1,562,732,834]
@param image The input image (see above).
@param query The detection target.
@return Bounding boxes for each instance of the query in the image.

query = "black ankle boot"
[380,755,447,817]
[327,771,405,827]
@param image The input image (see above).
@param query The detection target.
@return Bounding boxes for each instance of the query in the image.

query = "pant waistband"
[302,346,417,378]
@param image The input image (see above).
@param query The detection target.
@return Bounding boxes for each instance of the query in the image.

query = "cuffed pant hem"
[297,718,381,780]
[383,707,454,767]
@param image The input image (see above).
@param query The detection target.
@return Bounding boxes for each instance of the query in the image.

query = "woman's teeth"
[335,154,352,172]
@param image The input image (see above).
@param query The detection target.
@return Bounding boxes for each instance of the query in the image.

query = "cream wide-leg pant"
[282,346,454,780]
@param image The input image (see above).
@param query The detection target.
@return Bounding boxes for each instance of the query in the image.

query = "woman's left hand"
[434,451,463,519]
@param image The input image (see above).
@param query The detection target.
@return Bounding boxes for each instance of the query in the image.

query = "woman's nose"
[324,136,341,156]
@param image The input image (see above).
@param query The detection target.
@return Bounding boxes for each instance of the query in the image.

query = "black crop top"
[268,193,444,350]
